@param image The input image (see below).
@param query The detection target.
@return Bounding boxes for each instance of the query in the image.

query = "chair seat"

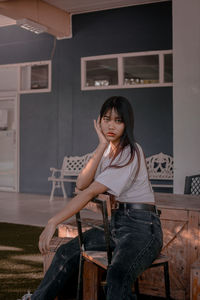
[151,253,169,265]
[83,251,169,271]
[83,251,108,270]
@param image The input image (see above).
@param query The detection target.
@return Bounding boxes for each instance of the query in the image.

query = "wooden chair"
[48,152,93,201]
[75,195,171,300]
[75,194,112,300]
[184,174,200,195]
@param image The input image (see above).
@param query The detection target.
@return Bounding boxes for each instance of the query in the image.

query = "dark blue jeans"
[31,208,163,300]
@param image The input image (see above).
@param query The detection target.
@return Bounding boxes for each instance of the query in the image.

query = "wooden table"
[140,192,200,299]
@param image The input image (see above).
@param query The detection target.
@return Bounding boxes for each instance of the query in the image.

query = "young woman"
[30,96,163,300]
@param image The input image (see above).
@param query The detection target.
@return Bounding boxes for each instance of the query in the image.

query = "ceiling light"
[16,18,47,34]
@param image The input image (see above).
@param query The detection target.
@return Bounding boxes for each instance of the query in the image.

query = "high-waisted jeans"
[31,208,163,300]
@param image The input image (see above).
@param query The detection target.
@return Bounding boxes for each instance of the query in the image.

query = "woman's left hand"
[94,116,108,146]
[38,221,56,254]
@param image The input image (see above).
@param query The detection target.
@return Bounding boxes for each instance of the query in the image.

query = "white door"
[0,94,19,191]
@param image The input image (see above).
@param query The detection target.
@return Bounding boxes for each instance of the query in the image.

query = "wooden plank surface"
[83,251,108,270]
[190,260,200,300]
[187,211,200,277]
[155,193,200,211]
[83,260,105,300]
[160,208,188,221]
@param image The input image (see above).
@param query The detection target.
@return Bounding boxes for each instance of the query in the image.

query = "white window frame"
[0,60,51,94]
[19,60,51,94]
[81,50,172,90]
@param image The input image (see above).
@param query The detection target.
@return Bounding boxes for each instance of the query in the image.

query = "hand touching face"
[94,116,109,146]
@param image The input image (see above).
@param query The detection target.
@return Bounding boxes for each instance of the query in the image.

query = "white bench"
[146,152,173,189]
[48,151,173,201]
[48,152,93,201]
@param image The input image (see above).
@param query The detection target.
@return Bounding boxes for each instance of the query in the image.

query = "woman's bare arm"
[76,118,108,190]
[38,181,108,254]
[76,143,107,190]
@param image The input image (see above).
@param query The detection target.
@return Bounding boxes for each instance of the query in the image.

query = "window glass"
[123,55,159,85]
[86,58,118,87]
[31,64,49,89]
[164,54,173,83]
[20,63,49,91]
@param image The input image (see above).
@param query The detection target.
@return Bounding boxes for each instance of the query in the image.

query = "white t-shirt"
[95,143,155,203]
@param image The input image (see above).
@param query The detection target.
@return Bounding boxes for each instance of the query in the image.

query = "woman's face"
[100,108,125,146]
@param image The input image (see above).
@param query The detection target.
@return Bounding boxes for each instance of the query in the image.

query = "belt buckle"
[112,201,119,210]
[155,206,161,216]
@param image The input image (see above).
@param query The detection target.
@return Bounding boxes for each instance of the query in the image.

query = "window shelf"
[81,50,172,90]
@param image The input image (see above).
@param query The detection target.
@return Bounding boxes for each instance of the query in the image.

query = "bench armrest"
[49,167,63,178]
[50,167,62,172]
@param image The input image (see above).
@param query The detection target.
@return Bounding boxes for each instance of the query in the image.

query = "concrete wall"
[173,0,200,193]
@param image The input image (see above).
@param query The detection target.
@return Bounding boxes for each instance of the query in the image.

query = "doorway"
[0,93,19,191]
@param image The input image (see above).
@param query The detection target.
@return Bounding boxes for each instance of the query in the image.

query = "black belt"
[113,202,160,215]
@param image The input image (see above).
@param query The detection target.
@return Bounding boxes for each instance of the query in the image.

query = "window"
[20,60,51,93]
[123,55,159,85]
[86,58,118,87]
[81,51,172,90]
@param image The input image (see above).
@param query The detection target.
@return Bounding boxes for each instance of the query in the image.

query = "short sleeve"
[95,151,138,197]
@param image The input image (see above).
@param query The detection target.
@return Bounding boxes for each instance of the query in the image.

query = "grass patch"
[0,222,44,300]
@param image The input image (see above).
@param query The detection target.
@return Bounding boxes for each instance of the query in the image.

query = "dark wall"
[0,1,172,195]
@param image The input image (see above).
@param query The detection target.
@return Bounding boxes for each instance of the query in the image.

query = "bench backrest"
[61,151,173,185]
[146,152,173,181]
[61,152,93,176]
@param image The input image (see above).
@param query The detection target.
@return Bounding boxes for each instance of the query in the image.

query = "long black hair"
[100,96,138,167]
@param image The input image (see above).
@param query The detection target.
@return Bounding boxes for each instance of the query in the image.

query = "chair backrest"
[75,194,112,265]
[184,174,200,195]
[146,152,173,180]
[146,152,173,190]
[61,152,93,177]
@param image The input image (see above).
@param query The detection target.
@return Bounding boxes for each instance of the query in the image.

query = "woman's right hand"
[94,116,108,146]
[38,221,57,254]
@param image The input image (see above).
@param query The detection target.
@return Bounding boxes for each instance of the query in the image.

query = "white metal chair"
[184,174,200,195]
[146,152,173,191]
[48,152,93,201]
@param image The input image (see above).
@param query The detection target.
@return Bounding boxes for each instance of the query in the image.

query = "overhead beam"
[0,0,72,39]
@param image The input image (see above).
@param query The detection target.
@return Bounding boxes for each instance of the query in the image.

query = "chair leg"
[76,253,84,300]
[50,181,56,202]
[163,262,171,299]
[61,181,68,200]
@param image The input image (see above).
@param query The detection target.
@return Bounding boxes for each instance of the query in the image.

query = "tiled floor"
[0,191,71,227]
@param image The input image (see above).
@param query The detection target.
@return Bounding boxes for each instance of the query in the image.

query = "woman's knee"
[55,238,80,259]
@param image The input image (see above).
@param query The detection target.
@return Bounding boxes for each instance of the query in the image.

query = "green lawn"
[0,223,44,300]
